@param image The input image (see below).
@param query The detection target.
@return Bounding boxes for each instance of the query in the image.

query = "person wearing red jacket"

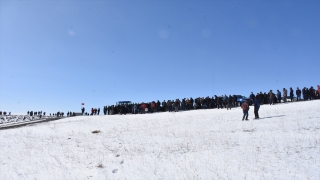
[141,103,147,114]
[241,100,250,121]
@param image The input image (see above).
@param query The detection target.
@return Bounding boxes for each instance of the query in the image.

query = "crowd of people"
[0,111,11,116]
[99,85,320,117]
[1,85,319,119]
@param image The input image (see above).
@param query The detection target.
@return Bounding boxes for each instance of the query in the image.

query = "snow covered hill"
[1,100,319,179]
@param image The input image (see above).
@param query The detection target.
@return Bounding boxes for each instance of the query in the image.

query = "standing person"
[217,96,222,109]
[241,100,249,121]
[233,95,237,107]
[268,90,274,105]
[133,103,138,114]
[97,108,100,115]
[174,99,180,112]
[81,107,85,115]
[249,92,255,100]
[259,92,264,105]
[289,87,294,102]
[141,103,147,114]
[227,95,233,110]
[296,87,301,101]
[151,101,156,113]
[190,97,194,109]
[277,90,282,103]
[283,88,287,103]
[103,106,106,115]
[305,88,310,100]
[162,100,167,112]
[167,100,172,112]
[302,87,306,100]
[253,95,260,119]
[309,86,315,100]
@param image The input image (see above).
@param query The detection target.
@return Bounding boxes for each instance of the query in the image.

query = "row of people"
[103,85,320,115]
[0,111,11,116]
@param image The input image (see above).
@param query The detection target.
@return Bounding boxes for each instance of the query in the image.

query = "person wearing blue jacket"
[253,95,260,119]
[277,90,282,103]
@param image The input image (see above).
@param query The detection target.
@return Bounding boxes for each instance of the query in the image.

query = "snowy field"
[1,100,319,180]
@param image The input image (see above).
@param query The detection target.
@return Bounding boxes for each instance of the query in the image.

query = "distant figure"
[249,92,255,100]
[81,107,85,115]
[253,96,260,119]
[167,100,172,112]
[302,87,306,100]
[268,90,274,105]
[277,90,281,103]
[133,104,138,114]
[175,99,180,112]
[227,95,233,110]
[97,108,100,115]
[241,100,249,121]
[141,103,147,114]
[310,86,315,100]
[289,87,294,102]
[296,87,301,101]
[103,106,107,115]
[283,88,287,103]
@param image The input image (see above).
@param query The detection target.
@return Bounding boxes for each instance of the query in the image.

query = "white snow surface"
[1,101,319,179]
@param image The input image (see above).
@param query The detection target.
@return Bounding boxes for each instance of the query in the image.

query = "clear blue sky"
[1,0,319,114]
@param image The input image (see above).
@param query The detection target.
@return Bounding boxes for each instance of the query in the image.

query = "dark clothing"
[290,89,294,102]
[253,98,260,119]
[243,110,249,120]
[254,107,260,119]
[277,91,281,103]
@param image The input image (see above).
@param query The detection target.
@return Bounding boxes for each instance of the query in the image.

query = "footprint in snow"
[112,169,118,173]
[120,160,124,164]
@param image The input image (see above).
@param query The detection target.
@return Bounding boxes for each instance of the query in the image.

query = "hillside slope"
[1,101,319,179]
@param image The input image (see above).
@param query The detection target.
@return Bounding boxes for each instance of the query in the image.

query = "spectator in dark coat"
[296,87,301,101]
[174,99,180,112]
[227,95,233,110]
[249,92,255,100]
[302,87,307,100]
[289,87,294,102]
[253,96,260,119]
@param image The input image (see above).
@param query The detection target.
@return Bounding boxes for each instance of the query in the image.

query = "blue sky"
[1,0,319,114]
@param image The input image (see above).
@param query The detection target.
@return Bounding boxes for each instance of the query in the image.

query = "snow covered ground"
[0,100,319,179]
